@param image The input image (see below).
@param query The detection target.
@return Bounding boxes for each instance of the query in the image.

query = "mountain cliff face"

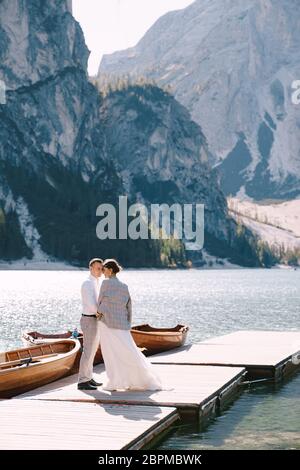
[99,0,300,201]
[98,81,265,267]
[0,0,111,177]
[0,0,123,263]
[0,0,264,267]
[99,83,232,247]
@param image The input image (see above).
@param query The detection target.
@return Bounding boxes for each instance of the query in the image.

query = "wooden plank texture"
[0,399,179,450]
[18,363,245,411]
[150,331,300,368]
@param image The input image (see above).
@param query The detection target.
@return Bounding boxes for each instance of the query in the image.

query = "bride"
[97,259,163,391]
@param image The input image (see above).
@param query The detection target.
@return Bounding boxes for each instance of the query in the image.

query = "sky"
[72,0,195,76]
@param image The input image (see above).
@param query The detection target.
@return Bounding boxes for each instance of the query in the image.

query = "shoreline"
[0,260,83,271]
[0,260,297,271]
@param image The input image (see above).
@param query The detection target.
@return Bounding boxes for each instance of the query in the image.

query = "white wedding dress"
[99,320,164,391]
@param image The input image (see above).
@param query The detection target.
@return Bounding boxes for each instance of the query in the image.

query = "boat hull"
[130,324,189,353]
[0,340,80,398]
[22,331,103,370]
[21,323,189,361]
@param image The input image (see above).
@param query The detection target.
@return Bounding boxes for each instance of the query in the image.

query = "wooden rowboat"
[130,324,189,353]
[22,331,76,344]
[22,330,103,366]
[22,323,189,358]
[0,339,80,398]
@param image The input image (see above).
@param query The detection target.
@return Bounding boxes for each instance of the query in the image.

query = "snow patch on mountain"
[15,197,48,261]
[228,197,300,251]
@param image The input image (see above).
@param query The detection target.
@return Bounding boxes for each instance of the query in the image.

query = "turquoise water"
[0,268,299,449]
[158,374,300,450]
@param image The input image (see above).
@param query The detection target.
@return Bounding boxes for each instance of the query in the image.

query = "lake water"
[0,268,299,449]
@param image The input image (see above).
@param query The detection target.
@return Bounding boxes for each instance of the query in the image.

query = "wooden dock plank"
[17,363,245,413]
[2,330,298,450]
[0,399,179,450]
[201,330,300,347]
[150,331,300,369]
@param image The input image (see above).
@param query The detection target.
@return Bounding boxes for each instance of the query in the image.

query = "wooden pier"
[0,399,179,450]
[150,330,300,381]
[0,330,299,450]
[18,363,246,419]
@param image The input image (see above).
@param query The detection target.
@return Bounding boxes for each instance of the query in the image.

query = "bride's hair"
[103,259,122,274]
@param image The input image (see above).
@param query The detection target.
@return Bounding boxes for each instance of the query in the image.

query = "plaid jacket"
[97,277,132,330]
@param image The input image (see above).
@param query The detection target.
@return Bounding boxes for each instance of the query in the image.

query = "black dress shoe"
[89,379,103,387]
[77,381,97,390]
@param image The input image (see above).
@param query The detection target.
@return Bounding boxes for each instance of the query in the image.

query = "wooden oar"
[0,353,58,369]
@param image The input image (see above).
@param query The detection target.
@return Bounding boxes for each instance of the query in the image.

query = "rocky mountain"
[98,81,252,264]
[0,0,124,264]
[99,0,300,201]
[0,0,267,267]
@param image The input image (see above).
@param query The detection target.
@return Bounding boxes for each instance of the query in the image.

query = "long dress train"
[99,320,164,391]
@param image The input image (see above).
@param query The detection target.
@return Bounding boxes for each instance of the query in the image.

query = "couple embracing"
[77,258,163,392]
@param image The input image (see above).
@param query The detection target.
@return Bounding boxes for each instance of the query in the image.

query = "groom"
[77,258,103,390]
